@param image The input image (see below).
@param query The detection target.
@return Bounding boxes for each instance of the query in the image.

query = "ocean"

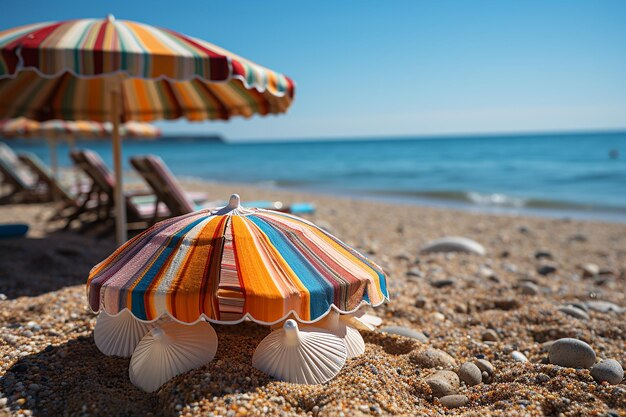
[5,131,626,222]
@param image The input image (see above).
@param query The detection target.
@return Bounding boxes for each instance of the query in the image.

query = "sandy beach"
[0,181,624,416]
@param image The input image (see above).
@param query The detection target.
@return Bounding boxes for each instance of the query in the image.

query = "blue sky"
[2,1,625,140]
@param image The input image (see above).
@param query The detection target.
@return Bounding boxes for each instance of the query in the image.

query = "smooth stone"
[557,305,590,320]
[458,362,482,386]
[421,237,486,256]
[494,298,520,310]
[430,278,456,288]
[549,338,596,368]
[534,250,553,260]
[426,370,460,397]
[580,263,599,278]
[590,360,624,385]
[481,329,499,342]
[406,268,423,278]
[586,301,622,313]
[474,359,495,377]
[414,297,428,309]
[439,394,468,408]
[570,302,589,312]
[511,351,528,362]
[519,282,540,295]
[537,263,558,276]
[380,326,428,343]
[410,347,457,369]
[478,266,495,279]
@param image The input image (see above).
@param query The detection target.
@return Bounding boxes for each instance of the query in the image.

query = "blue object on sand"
[0,224,29,238]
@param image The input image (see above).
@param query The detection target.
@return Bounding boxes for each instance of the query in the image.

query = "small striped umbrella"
[89,194,388,389]
[0,16,295,244]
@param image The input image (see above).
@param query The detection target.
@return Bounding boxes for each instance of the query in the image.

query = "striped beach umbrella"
[88,195,388,390]
[87,195,388,324]
[0,118,161,179]
[0,16,295,244]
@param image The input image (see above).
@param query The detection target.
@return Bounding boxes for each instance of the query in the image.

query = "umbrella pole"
[47,137,59,201]
[47,137,59,180]
[110,83,127,245]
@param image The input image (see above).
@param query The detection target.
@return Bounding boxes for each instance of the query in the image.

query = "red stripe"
[93,21,108,74]
[6,22,65,71]
[163,29,230,81]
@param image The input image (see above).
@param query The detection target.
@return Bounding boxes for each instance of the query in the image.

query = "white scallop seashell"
[318,311,365,358]
[94,310,154,357]
[252,319,347,384]
[129,320,218,392]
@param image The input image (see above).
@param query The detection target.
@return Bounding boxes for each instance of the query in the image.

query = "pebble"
[474,359,495,377]
[549,338,596,368]
[406,268,423,278]
[410,347,457,369]
[519,282,540,295]
[439,394,468,409]
[478,266,495,279]
[494,298,519,310]
[580,263,599,278]
[557,305,590,320]
[414,297,428,309]
[537,263,558,275]
[430,278,456,288]
[534,250,553,260]
[458,362,482,386]
[481,329,499,342]
[380,326,428,343]
[421,237,486,256]
[590,359,624,385]
[511,351,528,362]
[426,370,460,398]
[586,300,622,313]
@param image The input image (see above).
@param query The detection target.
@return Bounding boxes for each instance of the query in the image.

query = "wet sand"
[0,181,624,416]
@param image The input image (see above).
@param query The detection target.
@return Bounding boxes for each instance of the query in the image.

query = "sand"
[0,181,624,416]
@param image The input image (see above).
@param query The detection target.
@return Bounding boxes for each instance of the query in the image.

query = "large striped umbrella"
[0,16,295,244]
[87,195,388,325]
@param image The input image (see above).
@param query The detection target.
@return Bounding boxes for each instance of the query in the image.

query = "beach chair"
[129,155,217,217]
[0,143,48,203]
[17,153,99,220]
[69,149,169,229]
[130,155,316,215]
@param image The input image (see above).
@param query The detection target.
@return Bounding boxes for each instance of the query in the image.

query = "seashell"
[129,320,218,392]
[252,319,346,384]
[318,311,366,358]
[94,310,153,357]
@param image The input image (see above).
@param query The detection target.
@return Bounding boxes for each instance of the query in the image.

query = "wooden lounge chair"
[130,155,218,217]
[18,153,95,220]
[0,143,49,203]
[130,155,316,215]
[69,149,170,230]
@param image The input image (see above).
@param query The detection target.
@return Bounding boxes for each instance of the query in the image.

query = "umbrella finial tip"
[106,14,116,22]
[228,194,241,208]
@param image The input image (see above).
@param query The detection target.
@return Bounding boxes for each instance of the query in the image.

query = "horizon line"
[159,126,626,143]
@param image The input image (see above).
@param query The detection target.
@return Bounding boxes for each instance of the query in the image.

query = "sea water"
[5,130,626,222]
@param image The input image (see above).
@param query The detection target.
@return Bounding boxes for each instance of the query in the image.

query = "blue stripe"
[130,217,207,319]
[248,215,334,320]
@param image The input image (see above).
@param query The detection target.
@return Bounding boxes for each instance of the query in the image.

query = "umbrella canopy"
[0,16,295,244]
[0,17,294,121]
[0,118,161,139]
[87,195,388,325]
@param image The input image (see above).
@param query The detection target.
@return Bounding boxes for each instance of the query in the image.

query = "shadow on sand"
[0,230,115,299]
[0,323,272,417]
